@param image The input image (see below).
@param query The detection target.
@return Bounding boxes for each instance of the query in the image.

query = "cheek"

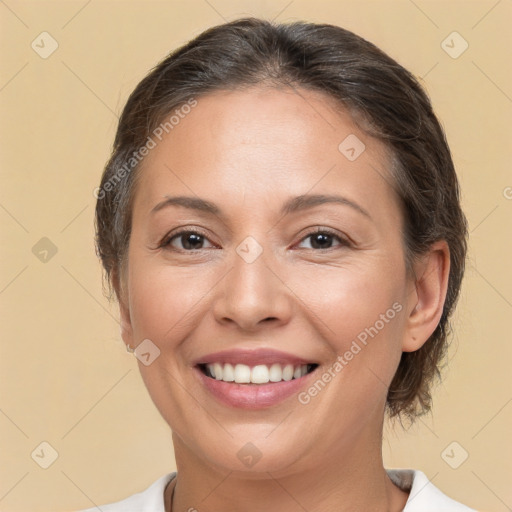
[126,256,213,343]
[287,255,408,399]
[290,265,406,421]
[291,258,405,343]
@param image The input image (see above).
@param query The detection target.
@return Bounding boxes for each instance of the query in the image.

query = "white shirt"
[76,470,476,511]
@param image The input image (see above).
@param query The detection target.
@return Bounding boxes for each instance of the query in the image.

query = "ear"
[402,240,450,352]
[113,269,134,349]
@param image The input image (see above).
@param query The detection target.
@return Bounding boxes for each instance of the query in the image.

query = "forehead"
[133,86,400,222]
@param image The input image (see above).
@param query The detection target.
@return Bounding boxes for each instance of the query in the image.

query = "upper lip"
[193,348,317,367]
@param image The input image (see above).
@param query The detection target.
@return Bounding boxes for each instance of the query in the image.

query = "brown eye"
[161,229,214,251]
[297,229,349,250]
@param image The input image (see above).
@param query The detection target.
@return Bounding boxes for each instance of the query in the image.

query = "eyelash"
[158,227,351,252]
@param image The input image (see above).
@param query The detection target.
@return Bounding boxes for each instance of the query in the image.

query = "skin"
[117,85,450,512]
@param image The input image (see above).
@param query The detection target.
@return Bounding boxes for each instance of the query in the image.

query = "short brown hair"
[95,17,468,421]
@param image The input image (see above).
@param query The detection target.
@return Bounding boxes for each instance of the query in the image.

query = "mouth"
[197,362,319,384]
[192,348,321,408]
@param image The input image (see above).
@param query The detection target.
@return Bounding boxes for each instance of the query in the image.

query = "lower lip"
[194,366,316,409]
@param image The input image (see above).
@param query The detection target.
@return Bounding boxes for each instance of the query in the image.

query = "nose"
[212,244,293,332]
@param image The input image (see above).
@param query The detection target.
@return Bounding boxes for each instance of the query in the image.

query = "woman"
[82,17,474,511]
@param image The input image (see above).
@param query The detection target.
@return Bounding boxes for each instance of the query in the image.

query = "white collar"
[79,469,475,511]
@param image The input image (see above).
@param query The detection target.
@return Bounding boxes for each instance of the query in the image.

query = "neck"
[165,427,408,512]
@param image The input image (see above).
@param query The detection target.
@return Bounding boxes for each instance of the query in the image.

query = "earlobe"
[113,270,134,350]
[119,296,134,349]
[402,240,450,353]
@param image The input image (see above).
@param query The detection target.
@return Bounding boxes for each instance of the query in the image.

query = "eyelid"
[159,226,351,252]
[293,227,352,249]
[159,227,216,250]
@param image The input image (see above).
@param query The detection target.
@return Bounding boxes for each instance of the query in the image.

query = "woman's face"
[120,86,418,475]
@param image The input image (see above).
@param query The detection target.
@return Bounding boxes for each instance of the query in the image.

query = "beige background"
[1,1,511,511]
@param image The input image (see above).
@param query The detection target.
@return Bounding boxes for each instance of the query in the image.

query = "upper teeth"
[206,363,309,384]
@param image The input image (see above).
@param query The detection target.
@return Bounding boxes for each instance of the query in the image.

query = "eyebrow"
[150,193,371,220]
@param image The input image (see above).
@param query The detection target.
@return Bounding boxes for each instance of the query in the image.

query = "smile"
[199,362,318,384]
[193,348,320,409]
